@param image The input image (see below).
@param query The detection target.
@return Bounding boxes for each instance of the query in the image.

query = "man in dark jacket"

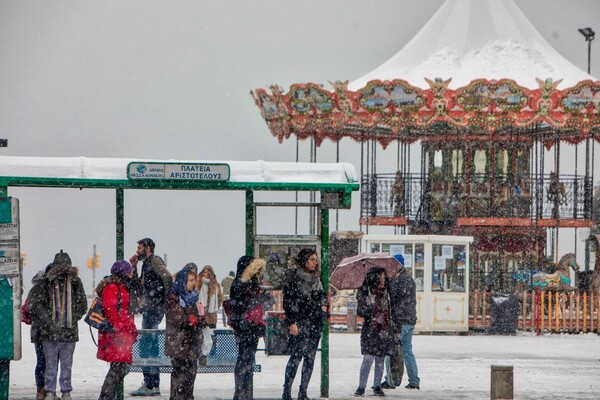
[388,254,420,390]
[29,250,87,400]
[129,238,173,397]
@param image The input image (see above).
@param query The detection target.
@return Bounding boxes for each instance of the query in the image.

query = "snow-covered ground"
[9,316,600,399]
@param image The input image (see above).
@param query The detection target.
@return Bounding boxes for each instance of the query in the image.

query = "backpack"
[84,284,121,333]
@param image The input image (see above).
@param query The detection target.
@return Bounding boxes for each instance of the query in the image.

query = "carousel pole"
[295,136,299,235]
[585,137,591,271]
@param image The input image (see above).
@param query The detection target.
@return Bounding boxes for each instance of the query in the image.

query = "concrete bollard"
[490,364,513,400]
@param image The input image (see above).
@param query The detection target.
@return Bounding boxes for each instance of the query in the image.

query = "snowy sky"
[1,0,599,291]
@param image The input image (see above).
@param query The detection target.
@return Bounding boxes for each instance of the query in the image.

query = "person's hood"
[237,256,266,283]
[46,263,78,282]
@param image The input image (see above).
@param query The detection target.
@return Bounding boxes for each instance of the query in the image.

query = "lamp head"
[578,27,595,41]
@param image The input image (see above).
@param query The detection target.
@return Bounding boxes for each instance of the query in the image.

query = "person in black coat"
[389,254,420,390]
[282,248,328,400]
[230,255,267,400]
[354,267,394,397]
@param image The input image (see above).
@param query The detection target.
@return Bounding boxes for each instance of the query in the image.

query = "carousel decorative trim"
[251,78,600,149]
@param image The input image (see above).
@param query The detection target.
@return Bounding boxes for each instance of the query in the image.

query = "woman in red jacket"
[97,260,139,400]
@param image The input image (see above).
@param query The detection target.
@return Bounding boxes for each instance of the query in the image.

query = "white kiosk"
[363,235,473,332]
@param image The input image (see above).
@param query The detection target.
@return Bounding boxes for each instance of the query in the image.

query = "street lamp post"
[578,27,595,74]
[579,27,595,271]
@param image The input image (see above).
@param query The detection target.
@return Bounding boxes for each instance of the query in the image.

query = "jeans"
[43,341,76,394]
[141,310,164,389]
[401,325,419,386]
[34,341,46,390]
[358,354,385,389]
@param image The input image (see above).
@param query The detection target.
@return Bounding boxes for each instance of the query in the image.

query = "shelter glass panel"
[431,244,466,293]
[414,243,425,292]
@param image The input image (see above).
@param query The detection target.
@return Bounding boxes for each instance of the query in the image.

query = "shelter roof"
[0,156,358,192]
[350,0,596,90]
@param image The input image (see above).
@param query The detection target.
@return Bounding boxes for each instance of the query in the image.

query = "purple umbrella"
[329,252,403,290]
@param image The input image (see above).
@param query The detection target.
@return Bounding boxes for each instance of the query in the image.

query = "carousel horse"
[530,253,578,291]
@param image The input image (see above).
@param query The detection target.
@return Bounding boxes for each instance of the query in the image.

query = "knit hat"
[393,253,405,266]
[111,260,133,276]
[52,250,72,267]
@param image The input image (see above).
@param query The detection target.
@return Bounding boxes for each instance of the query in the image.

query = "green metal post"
[0,278,13,400]
[116,188,124,260]
[320,208,330,398]
[0,360,8,400]
[246,190,254,257]
[244,189,255,397]
[116,188,125,400]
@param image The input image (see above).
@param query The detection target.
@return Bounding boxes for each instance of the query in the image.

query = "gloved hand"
[189,314,199,328]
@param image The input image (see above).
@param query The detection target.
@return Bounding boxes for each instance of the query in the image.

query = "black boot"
[298,389,309,400]
[354,387,365,397]
[373,386,385,396]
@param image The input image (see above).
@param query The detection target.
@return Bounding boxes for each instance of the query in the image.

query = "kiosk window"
[414,243,424,292]
[431,244,466,292]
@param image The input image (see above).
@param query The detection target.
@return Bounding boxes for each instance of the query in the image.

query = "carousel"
[251,0,600,295]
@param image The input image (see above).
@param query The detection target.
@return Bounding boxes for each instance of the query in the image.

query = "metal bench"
[130,328,261,373]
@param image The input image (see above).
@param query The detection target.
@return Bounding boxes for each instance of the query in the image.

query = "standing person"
[229,255,267,400]
[22,265,52,400]
[97,260,140,400]
[281,248,328,400]
[389,254,420,390]
[129,238,173,397]
[353,268,394,397]
[28,250,87,400]
[165,265,202,400]
[220,271,235,327]
[197,265,223,363]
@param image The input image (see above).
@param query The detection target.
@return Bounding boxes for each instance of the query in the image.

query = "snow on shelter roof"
[0,156,358,191]
[349,0,596,90]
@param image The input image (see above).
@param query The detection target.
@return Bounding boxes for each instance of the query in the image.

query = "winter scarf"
[370,287,390,333]
[295,267,324,298]
[198,277,218,313]
[171,269,199,307]
[52,280,73,328]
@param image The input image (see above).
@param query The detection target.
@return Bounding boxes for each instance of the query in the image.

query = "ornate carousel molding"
[251,78,600,149]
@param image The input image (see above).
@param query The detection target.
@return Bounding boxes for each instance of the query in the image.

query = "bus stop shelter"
[0,155,359,399]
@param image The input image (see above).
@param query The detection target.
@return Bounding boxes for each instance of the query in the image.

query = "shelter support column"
[320,207,330,398]
[246,190,254,257]
[116,188,124,260]
[115,188,125,400]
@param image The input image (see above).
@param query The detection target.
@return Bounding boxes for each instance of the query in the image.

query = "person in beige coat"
[196,265,223,361]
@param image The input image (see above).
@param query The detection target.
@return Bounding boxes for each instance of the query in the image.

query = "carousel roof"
[350,0,595,90]
[252,0,600,148]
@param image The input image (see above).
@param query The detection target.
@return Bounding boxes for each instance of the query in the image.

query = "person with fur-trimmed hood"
[97,260,140,400]
[229,255,267,400]
[29,250,87,400]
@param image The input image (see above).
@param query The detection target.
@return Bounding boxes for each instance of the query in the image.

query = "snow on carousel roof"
[0,156,358,188]
[349,0,596,90]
